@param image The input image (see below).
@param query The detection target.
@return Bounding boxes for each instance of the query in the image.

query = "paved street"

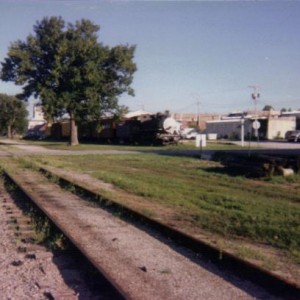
[231,140,300,150]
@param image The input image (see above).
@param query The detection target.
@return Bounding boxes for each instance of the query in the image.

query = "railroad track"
[0,177,120,299]
[0,158,299,299]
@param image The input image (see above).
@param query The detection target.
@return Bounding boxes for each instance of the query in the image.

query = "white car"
[182,128,199,140]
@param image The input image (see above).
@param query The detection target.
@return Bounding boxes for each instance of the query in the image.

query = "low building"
[205,118,253,140]
[281,111,300,129]
[266,116,296,139]
[205,113,296,140]
[171,113,220,130]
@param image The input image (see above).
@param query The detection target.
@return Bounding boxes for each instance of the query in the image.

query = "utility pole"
[249,85,260,115]
[249,85,261,142]
[191,93,201,129]
[196,100,200,128]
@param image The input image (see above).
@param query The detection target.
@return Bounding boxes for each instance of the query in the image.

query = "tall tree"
[1,17,136,145]
[0,94,28,139]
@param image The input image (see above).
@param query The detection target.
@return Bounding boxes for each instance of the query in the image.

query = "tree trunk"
[7,125,12,139]
[69,117,79,146]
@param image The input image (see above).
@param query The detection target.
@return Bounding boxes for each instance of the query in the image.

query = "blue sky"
[0,0,299,115]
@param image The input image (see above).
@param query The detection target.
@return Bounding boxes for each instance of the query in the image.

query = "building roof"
[124,110,153,119]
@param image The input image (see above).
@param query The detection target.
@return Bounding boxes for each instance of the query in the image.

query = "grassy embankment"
[33,153,300,264]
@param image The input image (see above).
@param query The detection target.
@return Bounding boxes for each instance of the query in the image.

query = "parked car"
[181,128,199,140]
[285,130,300,142]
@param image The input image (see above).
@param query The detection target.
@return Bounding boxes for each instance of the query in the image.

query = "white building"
[27,103,47,137]
[205,115,296,140]
[205,118,253,140]
[28,104,46,128]
[266,116,296,139]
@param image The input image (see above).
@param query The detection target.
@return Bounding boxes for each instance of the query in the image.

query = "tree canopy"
[262,105,274,111]
[1,16,136,145]
[0,93,28,138]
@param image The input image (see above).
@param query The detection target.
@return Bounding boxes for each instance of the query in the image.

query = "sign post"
[252,120,261,146]
[241,117,245,147]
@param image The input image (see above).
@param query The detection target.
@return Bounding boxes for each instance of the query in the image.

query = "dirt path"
[0,139,140,156]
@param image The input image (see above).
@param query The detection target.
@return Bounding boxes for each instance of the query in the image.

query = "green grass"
[34,153,300,261]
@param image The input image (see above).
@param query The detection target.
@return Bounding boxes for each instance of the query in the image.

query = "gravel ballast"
[0,181,109,300]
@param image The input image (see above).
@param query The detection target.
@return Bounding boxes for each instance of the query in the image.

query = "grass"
[20,138,244,151]
[32,153,300,262]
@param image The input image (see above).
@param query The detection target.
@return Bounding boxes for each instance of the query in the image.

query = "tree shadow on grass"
[203,166,262,178]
